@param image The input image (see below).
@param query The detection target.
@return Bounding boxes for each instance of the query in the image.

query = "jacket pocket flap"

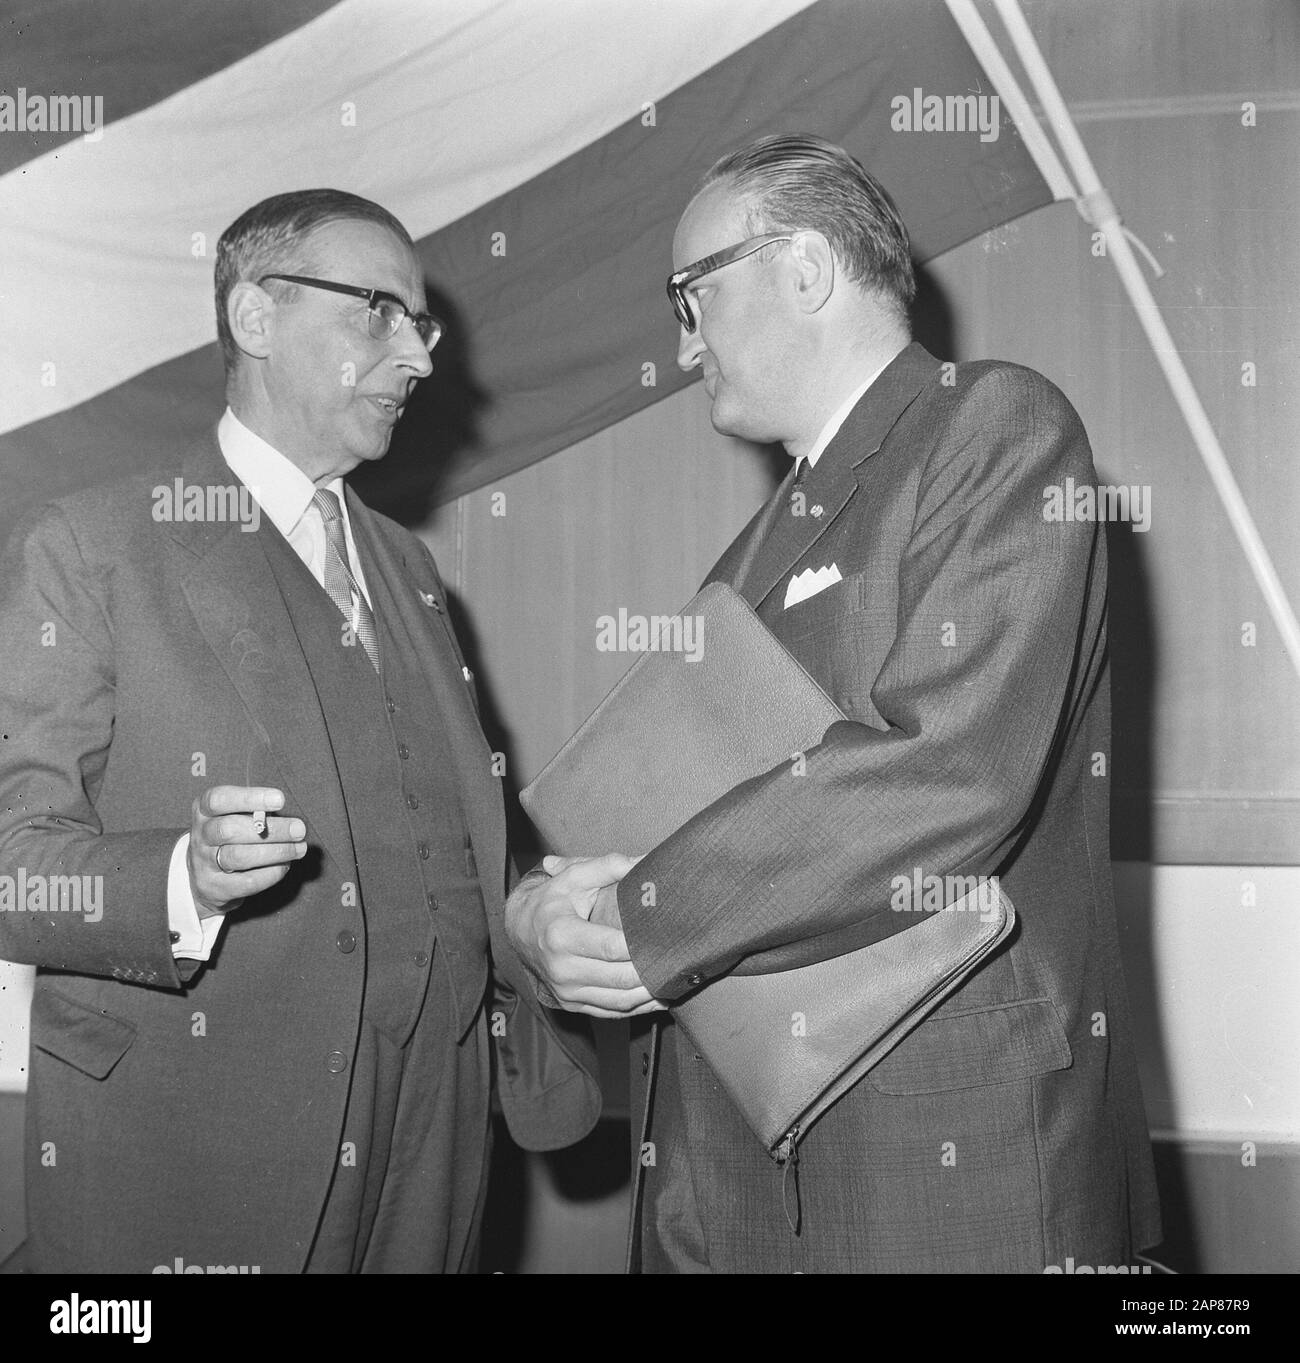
[868,997,1071,1095]
[31,986,138,1080]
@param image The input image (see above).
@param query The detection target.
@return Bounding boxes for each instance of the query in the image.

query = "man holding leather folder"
[507,135,1161,1274]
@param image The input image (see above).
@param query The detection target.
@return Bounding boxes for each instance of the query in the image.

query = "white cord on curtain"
[947,0,1300,682]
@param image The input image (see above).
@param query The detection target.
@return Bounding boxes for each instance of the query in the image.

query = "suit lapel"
[704,461,798,597]
[167,442,356,872]
[711,343,944,611]
[735,455,860,611]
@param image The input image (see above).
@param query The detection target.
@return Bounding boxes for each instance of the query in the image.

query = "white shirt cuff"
[167,834,227,962]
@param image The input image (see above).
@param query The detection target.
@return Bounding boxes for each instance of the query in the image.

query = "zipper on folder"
[777,1128,802,1236]
[775,1128,800,1165]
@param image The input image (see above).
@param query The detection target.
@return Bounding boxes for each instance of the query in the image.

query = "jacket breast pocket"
[31,984,138,1080]
[778,567,868,631]
[868,997,1072,1095]
[774,572,894,729]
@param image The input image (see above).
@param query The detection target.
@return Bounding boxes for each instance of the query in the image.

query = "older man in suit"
[0,189,599,1273]
[508,135,1161,1273]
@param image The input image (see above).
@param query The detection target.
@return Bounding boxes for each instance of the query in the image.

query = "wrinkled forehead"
[307,218,426,307]
[672,182,753,272]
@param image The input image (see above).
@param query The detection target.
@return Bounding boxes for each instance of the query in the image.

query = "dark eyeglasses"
[258,274,444,351]
[666,232,795,331]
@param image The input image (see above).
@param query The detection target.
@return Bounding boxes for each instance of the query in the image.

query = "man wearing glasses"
[0,189,599,1272]
[508,136,1160,1273]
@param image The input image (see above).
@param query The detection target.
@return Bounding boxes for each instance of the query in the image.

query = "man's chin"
[707,395,740,437]
[353,432,396,464]
[708,399,772,446]
[324,440,391,481]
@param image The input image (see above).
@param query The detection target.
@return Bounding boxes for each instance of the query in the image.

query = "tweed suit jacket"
[0,437,601,1272]
[622,343,1161,1273]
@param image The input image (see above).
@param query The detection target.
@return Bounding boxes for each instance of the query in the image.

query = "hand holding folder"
[521,582,1014,1159]
[506,852,663,1018]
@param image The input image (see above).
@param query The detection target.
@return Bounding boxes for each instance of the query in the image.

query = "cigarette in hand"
[252,809,268,838]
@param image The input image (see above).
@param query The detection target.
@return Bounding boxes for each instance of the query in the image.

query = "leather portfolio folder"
[520,582,1014,1159]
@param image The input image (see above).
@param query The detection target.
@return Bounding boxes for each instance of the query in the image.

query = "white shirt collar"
[216,406,347,538]
[796,345,905,475]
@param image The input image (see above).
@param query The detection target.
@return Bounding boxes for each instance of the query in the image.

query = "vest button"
[336,930,356,954]
[641,1051,650,1076]
[426,892,439,912]
[397,742,410,760]
[414,951,430,968]
[385,696,397,714]
[406,793,419,810]
[326,1050,347,1074]
[418,842,430,860]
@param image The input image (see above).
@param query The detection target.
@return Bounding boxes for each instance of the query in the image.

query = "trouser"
[305,950,491,1273]
[639,1019,711,1274]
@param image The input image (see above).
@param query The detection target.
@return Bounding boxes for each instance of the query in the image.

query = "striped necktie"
[311,487,380,672]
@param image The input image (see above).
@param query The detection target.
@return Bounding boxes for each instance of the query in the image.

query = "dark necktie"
[311,487,380,672]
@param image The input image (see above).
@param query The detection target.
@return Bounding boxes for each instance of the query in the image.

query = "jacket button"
[426,892,439,912]
[641,1052,650,1076]
[417,842,430,860]
[336,930,356,954]
[385,696,397,714]
[686,973,702,987]
[406,793,419,810]
[414,950,429,968]
[326,1051,347,1074]
[397,742,410,760]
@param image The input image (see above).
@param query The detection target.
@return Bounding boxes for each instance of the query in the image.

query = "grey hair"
[214,188,414,375]
[700,134,915,321]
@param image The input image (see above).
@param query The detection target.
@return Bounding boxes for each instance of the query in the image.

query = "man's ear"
[788,230,836,316]
[227,281,275,360]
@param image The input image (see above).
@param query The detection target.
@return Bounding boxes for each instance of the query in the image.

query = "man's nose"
[393,316,434,378]
[677,324,706,372]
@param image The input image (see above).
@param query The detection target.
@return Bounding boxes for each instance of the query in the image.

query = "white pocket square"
[784,563,842,609]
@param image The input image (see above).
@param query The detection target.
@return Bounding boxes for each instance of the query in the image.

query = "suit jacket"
[622,343,1161,1272]
[0,437,600,1272]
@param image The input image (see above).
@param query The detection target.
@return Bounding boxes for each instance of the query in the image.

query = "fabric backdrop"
[0,0,1051,542]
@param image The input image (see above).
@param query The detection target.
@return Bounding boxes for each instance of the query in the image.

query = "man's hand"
[189,786,307,919]
[544,854,625,930]
[505,852,664,1019]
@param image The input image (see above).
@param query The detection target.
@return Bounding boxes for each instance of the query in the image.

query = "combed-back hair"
[701,134,915,319]
[214,189,414,374]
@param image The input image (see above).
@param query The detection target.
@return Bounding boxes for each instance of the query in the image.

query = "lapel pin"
[462,665,473,683]
[419,590,443,612]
